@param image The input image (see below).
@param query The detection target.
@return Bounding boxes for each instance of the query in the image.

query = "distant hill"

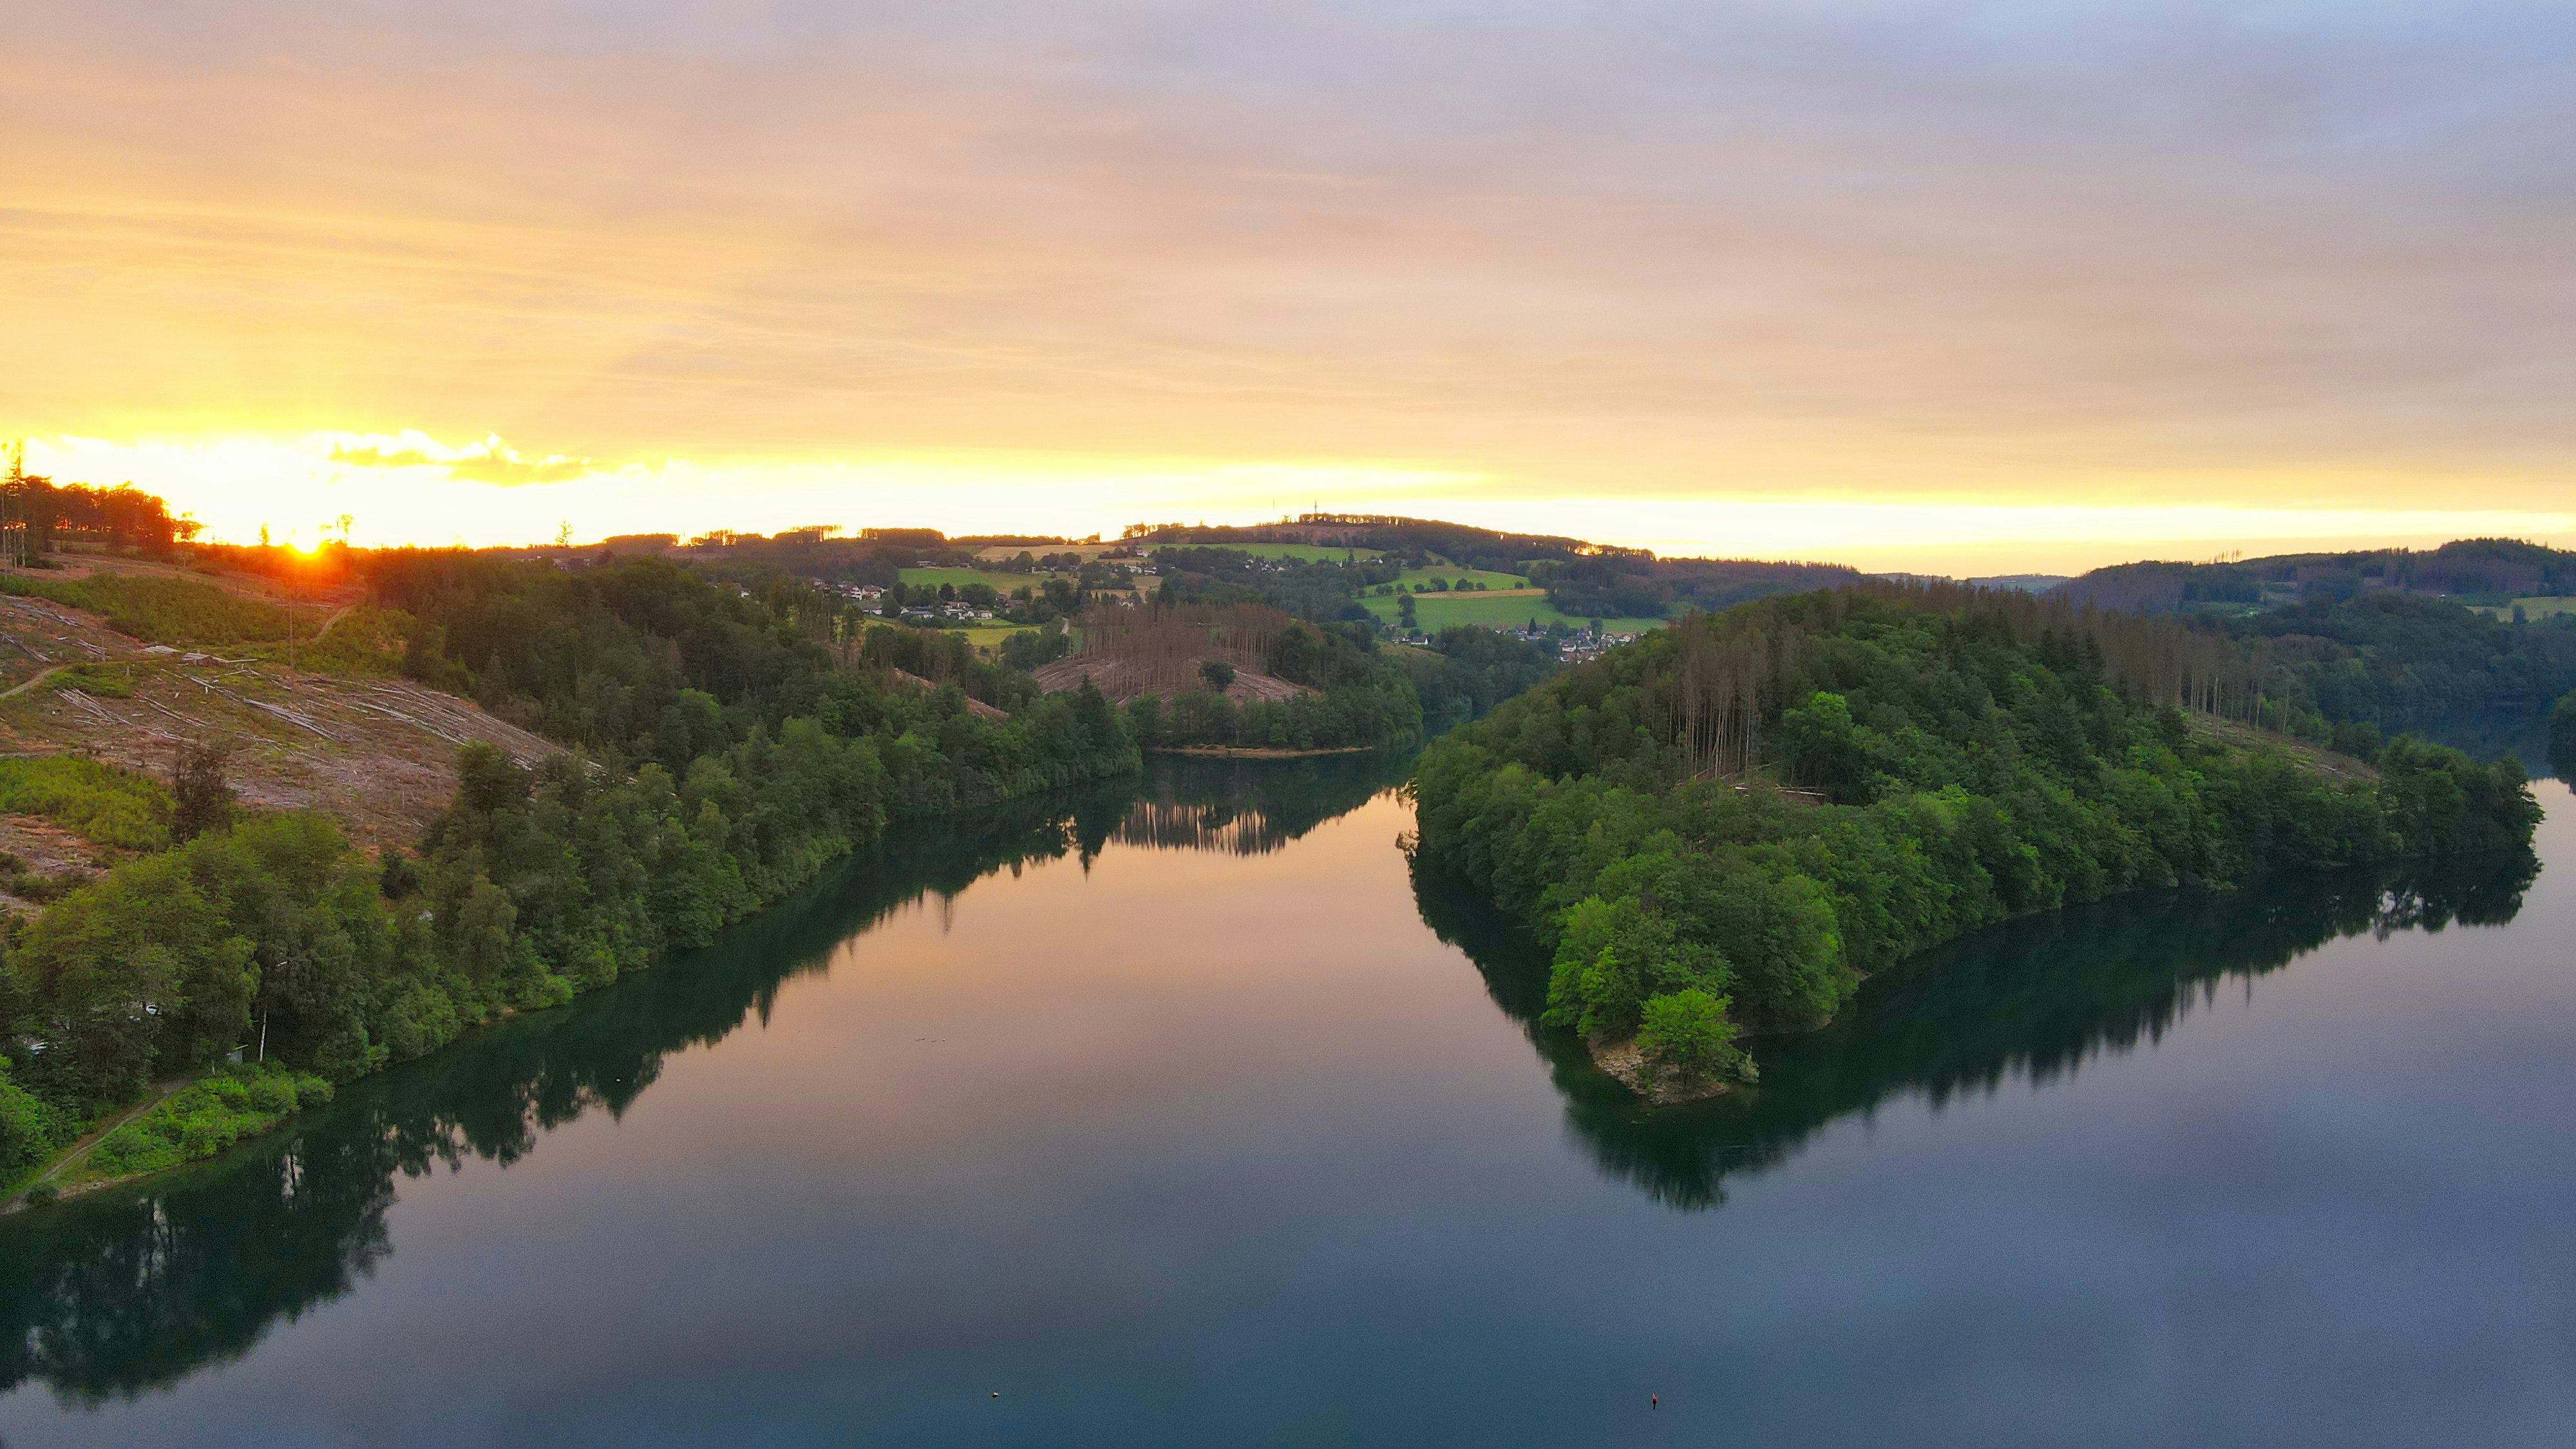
[1139,514,1859,621]
[2052,539,2576,616]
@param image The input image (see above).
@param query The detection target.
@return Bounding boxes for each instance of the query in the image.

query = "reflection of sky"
[4,783,2573,1443]
[9,4,2576,567]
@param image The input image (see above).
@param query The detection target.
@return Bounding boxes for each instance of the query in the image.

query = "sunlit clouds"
[5,3,2573,567]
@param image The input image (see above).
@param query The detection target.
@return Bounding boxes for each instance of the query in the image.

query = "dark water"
[3,759,2572,1447]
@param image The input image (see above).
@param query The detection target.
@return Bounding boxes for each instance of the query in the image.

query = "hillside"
[1030,653,1311,705]
[1137,513,1859,623]
[0,560,557,867]
[2054,538,2576,615]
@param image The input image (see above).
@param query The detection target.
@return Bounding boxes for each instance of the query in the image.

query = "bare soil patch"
[0,591,559,853]
[1030,654,1313,705]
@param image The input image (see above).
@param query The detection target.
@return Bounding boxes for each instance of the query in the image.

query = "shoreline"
[1587,1034,1734,1106]
[0,762,1154,1216]
[0,1076,192,1213]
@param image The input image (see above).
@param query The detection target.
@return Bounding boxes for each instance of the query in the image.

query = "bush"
[21,1182,59,1207]
[0,755,172,851]
[0,1065,57,1179]
[2553,690,2576,779]
[47,662,137,697]
[0,571,289,646]
[65,1064,330,1185]
[1636,989,1748,1085]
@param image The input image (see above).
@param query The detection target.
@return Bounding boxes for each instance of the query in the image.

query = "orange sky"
[6,3,2572,571]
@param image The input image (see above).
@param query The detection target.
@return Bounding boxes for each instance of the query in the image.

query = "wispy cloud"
[327,432,594,485]
[5,2,2575,538]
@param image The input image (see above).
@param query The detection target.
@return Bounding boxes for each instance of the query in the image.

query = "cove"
[0,759,2571,1446]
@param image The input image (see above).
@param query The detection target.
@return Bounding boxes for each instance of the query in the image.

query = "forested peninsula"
[1410,582,2542,1099]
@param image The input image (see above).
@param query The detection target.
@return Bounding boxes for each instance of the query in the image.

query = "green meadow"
[1358,589,1662,634]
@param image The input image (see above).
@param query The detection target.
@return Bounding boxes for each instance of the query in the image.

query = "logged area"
[0,563,556,857]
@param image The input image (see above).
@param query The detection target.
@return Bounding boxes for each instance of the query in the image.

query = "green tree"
[170,739,236,844]
[2552,690,2576,779]
[1636,988,1745,1085]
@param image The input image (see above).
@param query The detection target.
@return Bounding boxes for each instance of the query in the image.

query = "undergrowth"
[70,1064,333,1184]
[0,755,171,851]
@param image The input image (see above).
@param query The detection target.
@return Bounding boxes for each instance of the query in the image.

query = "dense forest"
[2222,592,2576,752]
[1411,583,2541,1093]
[2056,538,2576,614]
[2031,542,2576,759]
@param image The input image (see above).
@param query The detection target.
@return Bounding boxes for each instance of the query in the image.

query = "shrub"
[47,662,137,697]
[65,1064,330,1185]
[1636,989,1748,1086]
[0,571,289,646]
[0,755,173,851]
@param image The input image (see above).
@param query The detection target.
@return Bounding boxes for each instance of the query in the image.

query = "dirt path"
[1,1075,191,1211]
[0,664,67,699]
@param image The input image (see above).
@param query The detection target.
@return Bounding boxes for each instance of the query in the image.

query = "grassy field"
[1359,589,1663,634]
[897,567,1070,594]
[969,543,1130,564]
[946,623,1036,650]
[1148,542,1385,562]
[1373,564,1532,591]
[875,621,1037,652]
[2474,596,2576,620]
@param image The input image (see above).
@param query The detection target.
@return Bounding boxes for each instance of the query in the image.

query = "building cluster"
[1552,627,1640,663]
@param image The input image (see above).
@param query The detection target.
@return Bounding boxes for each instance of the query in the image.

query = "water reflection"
[0,751,1412,1408]
[1414,848,2539,1211]
[1112,753,1400,856]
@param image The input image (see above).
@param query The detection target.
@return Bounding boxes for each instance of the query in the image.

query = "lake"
[2,756,2571,1446]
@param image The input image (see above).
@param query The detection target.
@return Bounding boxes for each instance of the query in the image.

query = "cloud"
[4,2,2575,522]
[327,433,596,485]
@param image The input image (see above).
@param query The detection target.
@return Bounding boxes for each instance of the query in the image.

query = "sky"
[5,1,2572,572]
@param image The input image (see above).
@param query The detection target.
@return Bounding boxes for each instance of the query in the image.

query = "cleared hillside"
[0,571,558,858]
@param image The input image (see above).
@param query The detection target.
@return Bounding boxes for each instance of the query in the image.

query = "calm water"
[3,759,2572,1446]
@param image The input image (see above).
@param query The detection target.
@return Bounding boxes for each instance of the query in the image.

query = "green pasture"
[2475,596,2576,620]
[1359,589,1662,635]
[970,544,1124,564]
[1363,565,1533,593]
[897,567,1068,594]
[1156,542,1385,562]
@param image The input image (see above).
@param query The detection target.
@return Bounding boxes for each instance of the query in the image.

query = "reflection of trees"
[1416,848,2538,1213]
[1113,753,1406,857]
[0,753,1412,1407]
